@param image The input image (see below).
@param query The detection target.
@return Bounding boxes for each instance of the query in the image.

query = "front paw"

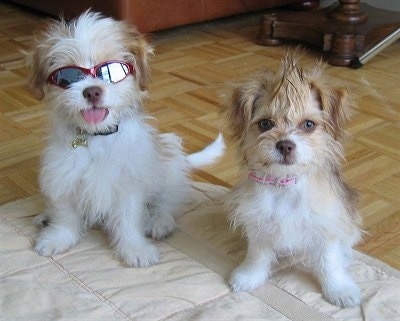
[229,263,269,292]
[35,228,77,256]
[148,214,176,240]
[118,243,160,268]
[323,280,361,308]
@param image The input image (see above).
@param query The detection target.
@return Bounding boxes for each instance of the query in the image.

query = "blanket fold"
[1,183,399,321]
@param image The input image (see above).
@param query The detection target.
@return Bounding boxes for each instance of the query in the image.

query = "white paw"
[323,280,361,308]
[33,213,50,227]
[229,263,269,292]
[35,228,77,256]
[118,243,160,268]
[149,214,176,240]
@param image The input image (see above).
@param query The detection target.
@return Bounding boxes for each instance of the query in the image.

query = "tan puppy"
[224,51,362,308]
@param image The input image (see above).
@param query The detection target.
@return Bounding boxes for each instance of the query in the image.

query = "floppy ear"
[312,83,350,140]
[122,23,153,91]
[26,20,60,100]
[26,49,48,100]
[225,80,261,139]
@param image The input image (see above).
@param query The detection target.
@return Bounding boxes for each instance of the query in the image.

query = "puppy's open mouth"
[81,107,109,125]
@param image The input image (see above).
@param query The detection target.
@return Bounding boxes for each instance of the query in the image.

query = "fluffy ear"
[26,49,47,100]
[312,83,351,140]
[26,20,59,100]
[225,80,261,139]
[122,23,153,91]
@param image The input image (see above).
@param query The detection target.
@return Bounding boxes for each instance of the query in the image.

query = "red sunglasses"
[47,60,135,89]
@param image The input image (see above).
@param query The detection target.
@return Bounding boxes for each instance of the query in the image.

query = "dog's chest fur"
[255,184,323,250]
[39,118,173,214]
[228,174,350,253]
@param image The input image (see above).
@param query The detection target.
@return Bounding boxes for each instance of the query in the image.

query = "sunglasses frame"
[47,60,135,89]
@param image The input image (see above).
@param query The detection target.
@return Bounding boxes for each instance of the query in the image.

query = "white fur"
[224,52,362,308]
[31,11,224,267]
[226,175,361,307]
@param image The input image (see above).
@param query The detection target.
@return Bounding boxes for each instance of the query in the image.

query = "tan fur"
[27,12,152,99]
[223,49,363,308]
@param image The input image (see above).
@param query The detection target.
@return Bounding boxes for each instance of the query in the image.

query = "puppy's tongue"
[81,108,109,124]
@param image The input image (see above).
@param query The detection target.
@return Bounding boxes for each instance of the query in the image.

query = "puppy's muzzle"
[83,86,102,104]
[276,140,296,164]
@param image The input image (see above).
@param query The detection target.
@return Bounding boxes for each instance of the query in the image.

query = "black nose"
[276,140,296,156]
[83,86,102,104]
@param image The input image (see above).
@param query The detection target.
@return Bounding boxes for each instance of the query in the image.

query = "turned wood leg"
[257,13,282,46]
[328,0,368,23]
[328,32,357,66]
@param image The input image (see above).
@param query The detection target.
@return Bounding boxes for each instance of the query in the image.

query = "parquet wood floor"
[0,2,399,270]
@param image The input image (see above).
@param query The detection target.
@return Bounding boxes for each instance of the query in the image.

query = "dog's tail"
[187,133,225,168]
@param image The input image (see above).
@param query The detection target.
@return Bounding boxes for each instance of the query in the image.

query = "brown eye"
[259,119,275,132]
[303,120,315,131]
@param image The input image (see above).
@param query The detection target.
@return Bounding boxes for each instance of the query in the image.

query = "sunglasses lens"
[50,68,86,88]
[95,62,131,83]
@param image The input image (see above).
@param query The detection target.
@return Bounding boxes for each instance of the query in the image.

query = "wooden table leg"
[257,0,400,67]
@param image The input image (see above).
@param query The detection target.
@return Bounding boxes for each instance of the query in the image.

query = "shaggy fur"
[223,50,362,307]
[29,11,224,267]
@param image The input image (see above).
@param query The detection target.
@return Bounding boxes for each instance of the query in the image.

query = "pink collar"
[248,171,296,188]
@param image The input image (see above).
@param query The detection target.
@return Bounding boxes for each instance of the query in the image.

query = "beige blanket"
[1,183,399,321]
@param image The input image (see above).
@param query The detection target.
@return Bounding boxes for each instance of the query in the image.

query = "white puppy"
[224,51,362,307]
[29,11,224,267]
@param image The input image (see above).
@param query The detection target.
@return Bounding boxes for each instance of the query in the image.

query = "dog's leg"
[146,200,176,240]
[147,211,176,240]
[230,235,274,292]
[34,201,83,256]
[314,241,361,308]
[107,195,160,267]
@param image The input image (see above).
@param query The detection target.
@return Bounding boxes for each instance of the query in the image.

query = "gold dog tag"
[72,129,88,148]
